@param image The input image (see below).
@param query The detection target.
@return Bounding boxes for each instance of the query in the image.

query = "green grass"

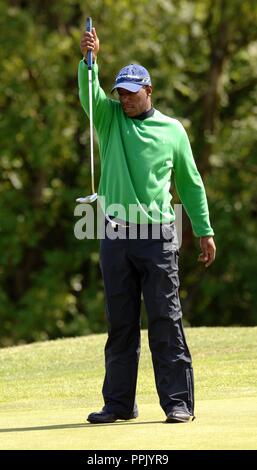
[0,327,257,449]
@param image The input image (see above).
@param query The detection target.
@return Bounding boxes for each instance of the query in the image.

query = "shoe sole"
[87,416,138,424]
[166,416,193,423]
[87,418,117,424]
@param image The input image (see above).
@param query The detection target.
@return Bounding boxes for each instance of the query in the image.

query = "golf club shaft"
[86,17,95,195]
[88,69,95,195]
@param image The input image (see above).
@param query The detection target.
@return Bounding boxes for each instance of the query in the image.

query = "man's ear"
[146,85,152,97]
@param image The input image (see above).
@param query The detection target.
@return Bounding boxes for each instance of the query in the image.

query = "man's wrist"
[83,56,96,64]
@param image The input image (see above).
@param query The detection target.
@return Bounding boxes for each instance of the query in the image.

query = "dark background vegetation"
[1,0,257,346]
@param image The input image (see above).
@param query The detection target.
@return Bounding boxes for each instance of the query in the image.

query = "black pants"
[99,220,194,418]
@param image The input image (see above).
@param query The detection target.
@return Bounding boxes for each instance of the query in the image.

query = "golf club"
[76,17,97,204]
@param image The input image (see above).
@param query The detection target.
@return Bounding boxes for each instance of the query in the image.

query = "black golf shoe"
[166,411,194,423]
[87,409,138,424]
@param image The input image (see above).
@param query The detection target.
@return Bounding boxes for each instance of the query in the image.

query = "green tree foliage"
[0,0,257,345]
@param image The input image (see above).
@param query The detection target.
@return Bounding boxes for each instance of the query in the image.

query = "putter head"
[76,193,98,203]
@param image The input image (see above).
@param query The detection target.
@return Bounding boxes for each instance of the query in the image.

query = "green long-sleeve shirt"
[78,59,214,237]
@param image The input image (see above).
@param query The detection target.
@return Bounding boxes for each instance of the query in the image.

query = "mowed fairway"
[0,328,257,450]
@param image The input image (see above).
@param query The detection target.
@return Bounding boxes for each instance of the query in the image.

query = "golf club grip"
[86,17,93,69]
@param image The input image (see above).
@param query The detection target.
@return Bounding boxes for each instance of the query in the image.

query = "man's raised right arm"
[78,27,112,131]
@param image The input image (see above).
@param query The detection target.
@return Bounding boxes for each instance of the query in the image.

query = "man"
[78,27,216,424]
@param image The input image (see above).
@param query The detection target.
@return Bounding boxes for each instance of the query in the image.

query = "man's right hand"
[80,27,99,62]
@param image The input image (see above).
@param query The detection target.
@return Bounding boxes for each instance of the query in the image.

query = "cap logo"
[117,74,147,80]
[116,75,150,84]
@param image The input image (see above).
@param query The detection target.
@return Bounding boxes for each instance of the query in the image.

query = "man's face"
[117,86,152,118]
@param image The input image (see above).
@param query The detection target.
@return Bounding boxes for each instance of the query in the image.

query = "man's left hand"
[198,236,216,268]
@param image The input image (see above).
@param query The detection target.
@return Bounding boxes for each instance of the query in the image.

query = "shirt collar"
[132,107,155,121]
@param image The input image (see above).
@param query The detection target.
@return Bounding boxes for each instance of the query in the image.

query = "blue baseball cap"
[111,64,151,93]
